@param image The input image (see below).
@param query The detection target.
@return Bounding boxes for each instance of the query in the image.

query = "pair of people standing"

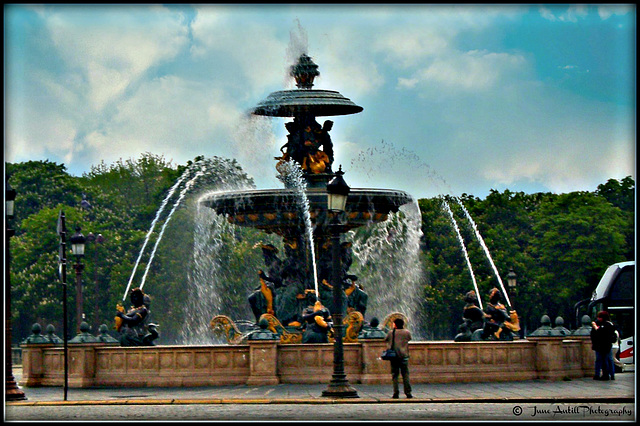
[384,318,413,399]
[590,310,618,381]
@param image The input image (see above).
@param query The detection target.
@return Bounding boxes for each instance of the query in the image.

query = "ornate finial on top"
[290,54,320,89]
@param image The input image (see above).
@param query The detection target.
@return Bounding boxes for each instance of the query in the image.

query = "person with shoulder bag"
[590,311,617,381]
[384,317,413,399]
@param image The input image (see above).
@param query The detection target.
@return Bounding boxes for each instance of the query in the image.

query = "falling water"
[349,139,451,195]
[123,160,203,300]
[349,200,427,339]
[277,159,319,295]
[181,161,262,345]
[285,20,308,84]
[139,165,209,291]
[184,205,241,344]
[441,198,482,311]
[120,155,256,343]
[456,198,512,308]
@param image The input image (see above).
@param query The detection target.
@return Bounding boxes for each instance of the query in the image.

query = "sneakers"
[406,394,414,399]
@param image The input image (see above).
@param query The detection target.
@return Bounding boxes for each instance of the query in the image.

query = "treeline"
[6,154,634,342]
[419,179,634,339]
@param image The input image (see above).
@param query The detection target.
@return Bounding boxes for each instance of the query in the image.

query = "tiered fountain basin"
[200,187,413,236]
[252,89,364,117]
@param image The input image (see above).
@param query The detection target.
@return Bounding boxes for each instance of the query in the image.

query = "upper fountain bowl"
[252,89,363,117]
[252,54,363,118]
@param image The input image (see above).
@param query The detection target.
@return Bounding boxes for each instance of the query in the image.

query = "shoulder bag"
[381,328,398,361]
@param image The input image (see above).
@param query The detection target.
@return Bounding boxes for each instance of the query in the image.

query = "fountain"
[202,53,413,343]
[19,50,599,390]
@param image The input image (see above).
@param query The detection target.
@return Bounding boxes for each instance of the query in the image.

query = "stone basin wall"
[20,336,594,388]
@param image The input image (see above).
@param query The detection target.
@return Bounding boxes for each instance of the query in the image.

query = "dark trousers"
[595,350,616,379]
[390,357,412,396]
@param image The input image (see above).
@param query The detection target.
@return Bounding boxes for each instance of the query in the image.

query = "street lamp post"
[506,267,517,305]
[322,167,359,399]
[57,211,69,400]
[70,227,86,333]
[5,179,27,401]
[506,268,520,337]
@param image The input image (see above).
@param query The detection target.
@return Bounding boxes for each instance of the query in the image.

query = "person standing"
[384,317,413,399]
[590,311,617,380]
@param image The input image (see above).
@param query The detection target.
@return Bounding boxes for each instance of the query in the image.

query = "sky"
[4,4,636,199]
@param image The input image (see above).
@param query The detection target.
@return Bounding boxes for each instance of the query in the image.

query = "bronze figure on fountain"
[301,300,333,343]
[248,238,316,327]
[455,288,520,341]
[115,287,159,346]
[454,290,485,342]
[278,117,334,175]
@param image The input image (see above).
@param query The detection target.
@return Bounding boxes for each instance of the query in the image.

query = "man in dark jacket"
[384,317,413,399]
[590,311,617,380]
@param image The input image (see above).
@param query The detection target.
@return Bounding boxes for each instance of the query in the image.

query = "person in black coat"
[590,310,618,380]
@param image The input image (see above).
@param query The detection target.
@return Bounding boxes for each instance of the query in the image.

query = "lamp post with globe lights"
[321,167,359,399]
[5,179,27,401]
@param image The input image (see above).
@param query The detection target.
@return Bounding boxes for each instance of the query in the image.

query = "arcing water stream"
[123,160,203,300]
[139,166,209,292]
[441,197,482,310]
[456,198,512,308]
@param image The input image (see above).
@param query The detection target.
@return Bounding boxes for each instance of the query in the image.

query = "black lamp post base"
[322,379,359,398]
[6,378,27,401]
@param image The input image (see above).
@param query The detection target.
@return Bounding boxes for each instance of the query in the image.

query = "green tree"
[530,191,628,322]
[82,152,181,226]
[595,176,635,260]
[596,176,635,212]
[6,160,83,234]
[11,206,85,340]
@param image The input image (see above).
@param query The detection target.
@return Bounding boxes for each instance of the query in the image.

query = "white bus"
[586,261,635,365]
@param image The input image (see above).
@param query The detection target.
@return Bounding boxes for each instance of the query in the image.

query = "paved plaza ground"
[5,366,635,421]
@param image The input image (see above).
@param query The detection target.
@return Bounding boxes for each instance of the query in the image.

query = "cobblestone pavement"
[6,401,636,421]
[5,368,636,421]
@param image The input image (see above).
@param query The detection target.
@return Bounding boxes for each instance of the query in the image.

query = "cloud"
[597,5,633,20]
[45,5,189,111]
[5,5,634,200]
[6,108,77,165]
[393,49,529,95]
[190,6,287,95]
[539,5,588,23]
[81,75,240,166]
[363,17,530,95]
[307,27,386,98]
[468,84,635,194]
[372,27,452,69]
